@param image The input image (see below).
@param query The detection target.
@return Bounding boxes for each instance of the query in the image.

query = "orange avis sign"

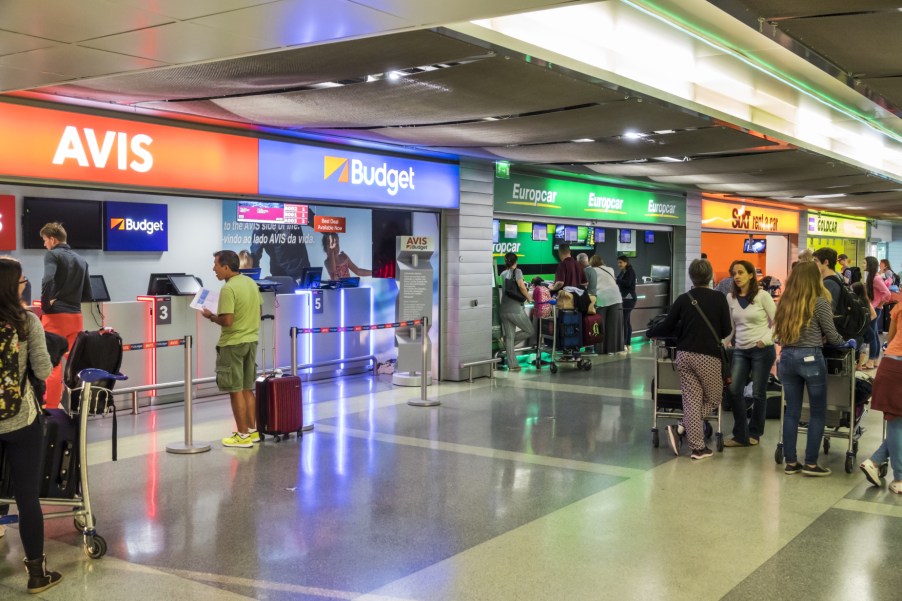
[0,103,258,194]
[702,200,799,234]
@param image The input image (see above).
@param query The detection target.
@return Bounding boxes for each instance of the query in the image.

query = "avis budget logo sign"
[323,155,414,196]
[104,201,168,252]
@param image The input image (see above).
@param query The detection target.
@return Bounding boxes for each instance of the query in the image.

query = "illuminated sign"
[313,215,346,233]
[494,174,685,225]
[104,201,168,251]
[0,102,258,194]
[259,140,459,209]
[701,200,799,234]
[0,195,16,250]
[807,215,867,239]
[237,201,309,225]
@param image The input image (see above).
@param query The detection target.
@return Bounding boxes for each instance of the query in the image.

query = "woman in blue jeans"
[864,256,891,369]
[774,262,852,477]
[725,260,777,447]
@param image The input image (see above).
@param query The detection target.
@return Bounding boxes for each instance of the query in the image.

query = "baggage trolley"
[535,304,592,373]
[0,368,126,558]
[774,348,865,473]
[651,341,724,451]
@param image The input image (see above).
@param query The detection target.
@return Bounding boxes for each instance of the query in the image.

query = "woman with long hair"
[863,256,891,369]
[646,259,731,461]
[498,252,534,371]
[774,261,850,476]
[616,255,637,352]
[725,260,777,447]
[0,257,61,592]
[880,259,896,287]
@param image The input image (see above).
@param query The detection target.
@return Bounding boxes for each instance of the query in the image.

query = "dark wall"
[593,229,674,280]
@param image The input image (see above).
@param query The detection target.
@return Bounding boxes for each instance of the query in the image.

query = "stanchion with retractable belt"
[408,315,439,407]
[166,335,211,454]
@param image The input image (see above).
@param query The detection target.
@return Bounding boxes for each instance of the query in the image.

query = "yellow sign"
[702,200,799,234]
[807,215,867,239]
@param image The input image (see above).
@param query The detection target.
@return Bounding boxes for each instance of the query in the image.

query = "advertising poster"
[221,200,439,361]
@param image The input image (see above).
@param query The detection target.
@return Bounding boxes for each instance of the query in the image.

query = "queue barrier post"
[408,315,439,407]
[290,326,315,432]
[166,335,211,454]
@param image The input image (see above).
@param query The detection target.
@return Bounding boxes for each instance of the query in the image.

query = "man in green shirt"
[202,250,262,448]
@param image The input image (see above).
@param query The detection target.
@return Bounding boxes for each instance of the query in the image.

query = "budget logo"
[109,217,164,235]
[323,155,415,196]
[110,218,125,230]
[324,156,349,183]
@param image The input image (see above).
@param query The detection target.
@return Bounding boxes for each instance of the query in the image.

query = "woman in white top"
[725,259,777,447]
[590,255,624,354]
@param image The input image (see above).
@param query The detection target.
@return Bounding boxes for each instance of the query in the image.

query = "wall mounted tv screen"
[553,225,591,249]
[743,239,766,253]
[22,197,103,250]
[532,223,548,241]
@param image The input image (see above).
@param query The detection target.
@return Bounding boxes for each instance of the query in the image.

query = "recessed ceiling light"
[571,138,595,143]
[623,132,647,140]
[804,193,847,199]
[387,71,402,81]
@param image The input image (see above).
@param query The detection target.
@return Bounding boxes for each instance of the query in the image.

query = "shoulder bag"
[502,271,527,304]
[686,291,732,385]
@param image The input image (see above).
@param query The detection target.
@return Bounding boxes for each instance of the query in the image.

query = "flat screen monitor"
[147,273,185,295]
[619,229,632,244]
[236,200,309,225]
[88,275,110,302]
[743,239,766,253]
[22,197,103,250]
[644,231,655,244]
[594,228,606,244]
[299,267,323,289]
[239,268,261,280]
[532,223,548,241]
[168,275,203,296]
[650,264,671,280]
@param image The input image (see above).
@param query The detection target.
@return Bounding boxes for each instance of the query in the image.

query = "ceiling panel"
[482,126,776,163]
[700,174,885,194]
[83,21,279,64]
[112,0,276,20]
[352,0,587,24]
[586,150,850,178]
[146,57,619,128]
[861,76,902,111]
[0,46,166,80]
[191,0,413,48]
[0,31,59,56]
[0,0,173,44]
[0,65,76,90]
[775,12,902,77]
[42,30,486,104]
[363,100,711,147]
[650,163,862,184]
[709,1,902,20]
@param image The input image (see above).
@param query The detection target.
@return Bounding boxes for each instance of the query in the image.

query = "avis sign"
[399,236,434,252]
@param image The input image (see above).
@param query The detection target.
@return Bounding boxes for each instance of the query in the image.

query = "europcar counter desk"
[98,287,373,409]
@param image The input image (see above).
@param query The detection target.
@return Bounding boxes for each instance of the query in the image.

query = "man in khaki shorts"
[202,250,262,448]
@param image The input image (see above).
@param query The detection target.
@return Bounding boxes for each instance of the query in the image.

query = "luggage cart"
[651,341,723,451]
[0,368,126,558]
[535,304,592,373]
[774,348,864,473]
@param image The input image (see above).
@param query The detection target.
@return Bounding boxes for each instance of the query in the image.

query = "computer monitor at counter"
[650,265,671,281]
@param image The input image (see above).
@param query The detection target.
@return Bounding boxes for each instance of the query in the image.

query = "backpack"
[828,275,869,340]
[0,323,23,420]
[849,266,862,284]
[531,285,553,319]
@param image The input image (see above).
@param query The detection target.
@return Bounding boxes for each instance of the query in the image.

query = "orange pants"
[41,312,83,409]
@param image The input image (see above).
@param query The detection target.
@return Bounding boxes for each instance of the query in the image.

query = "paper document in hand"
[190,288,219,313]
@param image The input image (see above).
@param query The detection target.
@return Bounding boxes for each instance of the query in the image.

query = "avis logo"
[323,155,414,196]
[110,218,164,235]
[53,126,153,173]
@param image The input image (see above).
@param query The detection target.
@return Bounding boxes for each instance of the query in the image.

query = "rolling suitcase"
[582,314,603,346]
[255,316,303,442]
[558,310,583,349]
[40,409,80,499]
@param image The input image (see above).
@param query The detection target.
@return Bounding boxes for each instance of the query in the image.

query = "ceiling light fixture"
[571,138,595,143]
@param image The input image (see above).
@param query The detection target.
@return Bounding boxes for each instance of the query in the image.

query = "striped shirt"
[780,296,844,348]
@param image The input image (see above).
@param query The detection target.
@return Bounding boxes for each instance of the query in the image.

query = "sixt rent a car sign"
[104,201,168,251]
[259,140,459,208]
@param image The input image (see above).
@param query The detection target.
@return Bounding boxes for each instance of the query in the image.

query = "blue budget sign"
[258,140,459,209]
[104,201,168,251]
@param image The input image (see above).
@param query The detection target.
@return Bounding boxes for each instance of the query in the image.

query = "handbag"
[502,272,527,304]
[686,291,732,384]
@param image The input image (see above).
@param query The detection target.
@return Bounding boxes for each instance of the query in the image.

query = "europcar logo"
[109,217,164,235]
[323,155,415,196]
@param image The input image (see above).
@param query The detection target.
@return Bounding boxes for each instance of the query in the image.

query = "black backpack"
[828,275,869,339]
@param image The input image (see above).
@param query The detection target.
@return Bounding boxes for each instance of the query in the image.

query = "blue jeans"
[779,347,828,466]
[870,309,883,360]
[729,345,777,443]
[870,418,902,481]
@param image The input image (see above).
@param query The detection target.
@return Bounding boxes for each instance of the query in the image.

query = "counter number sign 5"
[312,290,324,314]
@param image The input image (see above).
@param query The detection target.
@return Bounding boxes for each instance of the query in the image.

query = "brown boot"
[23,555,62,594]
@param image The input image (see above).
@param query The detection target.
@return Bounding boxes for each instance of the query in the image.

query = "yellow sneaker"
[249,431,261,444]
[222,433,253,448]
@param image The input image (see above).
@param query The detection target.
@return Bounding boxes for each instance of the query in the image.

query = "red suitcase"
[256,374,303,442]
[582,314,604,346]
[255,315,303,442]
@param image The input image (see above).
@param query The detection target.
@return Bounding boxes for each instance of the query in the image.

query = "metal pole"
[408,315,439,407]
[167,335,211,454]
[131,390,139,415]
[292,326,314,432]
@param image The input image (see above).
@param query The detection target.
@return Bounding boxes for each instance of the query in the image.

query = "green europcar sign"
[494,173,686,226]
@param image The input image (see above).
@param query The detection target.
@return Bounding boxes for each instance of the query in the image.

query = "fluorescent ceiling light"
[805,193,847,199]
[623,132,647,140]
[571,138,595,143]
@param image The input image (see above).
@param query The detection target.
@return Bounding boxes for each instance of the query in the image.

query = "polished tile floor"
[0,342,898,600]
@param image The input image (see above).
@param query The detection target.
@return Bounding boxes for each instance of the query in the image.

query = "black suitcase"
[558,310,583,349]
[40,409,80,499]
